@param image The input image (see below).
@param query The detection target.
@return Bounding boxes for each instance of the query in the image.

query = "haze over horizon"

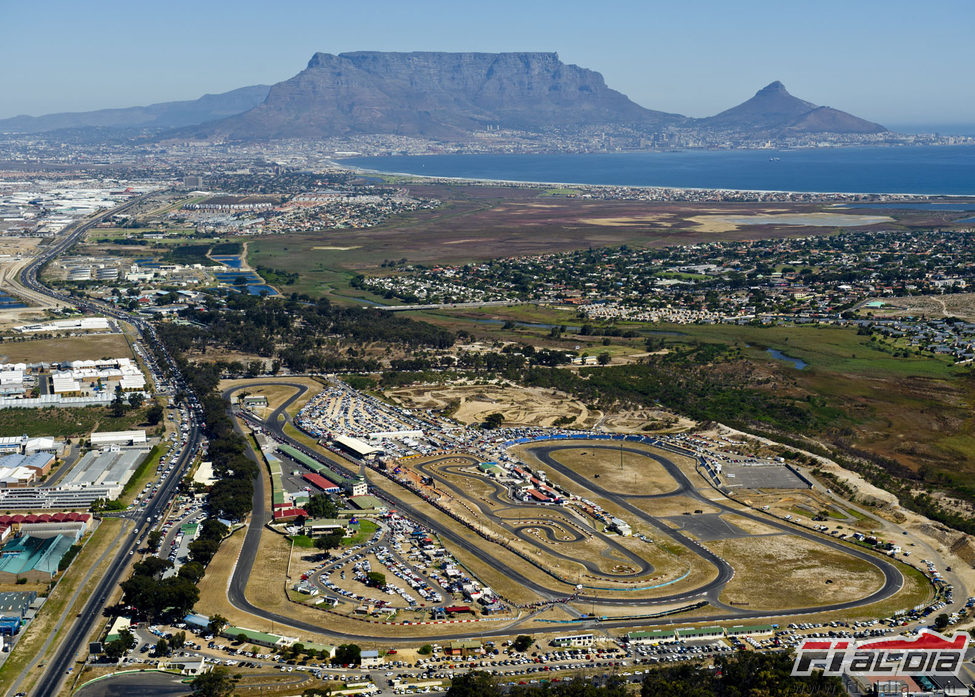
[3,0,973,127]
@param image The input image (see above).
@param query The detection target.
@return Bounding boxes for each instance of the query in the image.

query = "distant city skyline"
[3,0,973,128]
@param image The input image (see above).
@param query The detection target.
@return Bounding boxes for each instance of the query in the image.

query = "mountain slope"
[185,51,684,140]
[0,85,271,134]
[699,81,885,134]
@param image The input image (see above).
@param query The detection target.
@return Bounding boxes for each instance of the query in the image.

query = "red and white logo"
[792,629,970,677]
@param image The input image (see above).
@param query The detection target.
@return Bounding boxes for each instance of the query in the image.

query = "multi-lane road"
[12,197,205,697]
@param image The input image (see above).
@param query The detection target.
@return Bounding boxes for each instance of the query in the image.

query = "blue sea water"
[346,145,975,195]
[842,202,975,210]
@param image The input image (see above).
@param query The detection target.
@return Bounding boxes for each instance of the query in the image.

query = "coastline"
[333,145,975,198]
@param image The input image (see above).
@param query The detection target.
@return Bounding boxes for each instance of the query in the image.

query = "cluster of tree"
[446,653,841,697]
[119,557,199,622]
[381,344,575,383]
[304,493,338,519]
[160,294,454,373]
[313,530,345,551]
[187,518,230,566]
[190,665,239,697]
[153,630,186,657]
[332,643,362,666]
[521,343,843,434]
[163,244,223,267]
[256,265,300,286]
[158,356,259,522]
[103,628,136,661]
[109,384,153,419]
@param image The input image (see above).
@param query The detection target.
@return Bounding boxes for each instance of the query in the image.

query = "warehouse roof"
[0,534,73,576]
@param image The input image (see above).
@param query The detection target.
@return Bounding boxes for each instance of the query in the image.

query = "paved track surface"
[218,381,907,643]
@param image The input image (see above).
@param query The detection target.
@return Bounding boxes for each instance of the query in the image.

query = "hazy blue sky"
[3,0,972,127]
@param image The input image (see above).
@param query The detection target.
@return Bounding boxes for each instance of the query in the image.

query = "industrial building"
[0,534,75,582]
[16,317,110,333]
[58,447,148,498]
[90,430,147,447]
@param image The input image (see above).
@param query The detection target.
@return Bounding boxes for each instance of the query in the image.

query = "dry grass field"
[0,333,132,363]
[539,446,681,496]
[711,534,886,610]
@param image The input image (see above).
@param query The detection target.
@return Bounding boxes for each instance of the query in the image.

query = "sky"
[2,0,973,128]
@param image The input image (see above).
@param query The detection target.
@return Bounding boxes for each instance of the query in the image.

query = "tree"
[418,644,433,655]
[110,385,127,418]
[189,537,220,565]
[366,571,386,588]
[935,613,950,630]
[314,532,343,551]
[483,412,504,429]
[190,666,239,697]
[331,643,361,666]
[208,614,229,637]
[445,671,496,697]
[170,631,186,650]
[104,629,137,661]
[146,530,164,551]
[127,392,145,409]
[236,633,248,645]
[305,494,338,519]
[597,352,611,366]
[155,638,170,656]
[178,561,206,584]
[512,635,533,652]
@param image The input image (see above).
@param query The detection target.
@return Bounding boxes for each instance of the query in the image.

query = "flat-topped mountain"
[185,51,684,140]
[0,85,270,134]
[699,81,886,134]
[2,54,889,143]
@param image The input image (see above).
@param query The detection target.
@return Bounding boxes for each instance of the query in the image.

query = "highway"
[15,195,205,697]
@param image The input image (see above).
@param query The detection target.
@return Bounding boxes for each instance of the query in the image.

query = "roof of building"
[223,626,280,645]
[332,435,379,457]
[0,534,73,575]
[726,624,775,635]
[676,626,724,638]
[90,430,147,443]
[627,629,675,640]
[348,495,385,510]
[305,518,346,528]
[0,591,36,615]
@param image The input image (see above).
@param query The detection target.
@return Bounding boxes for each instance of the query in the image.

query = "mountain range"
[0,85,270,134]
[0,52,886,140]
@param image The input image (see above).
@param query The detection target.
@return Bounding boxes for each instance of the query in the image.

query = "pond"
[766,348,808,370]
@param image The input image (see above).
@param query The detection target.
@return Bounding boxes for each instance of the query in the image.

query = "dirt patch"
[389,383,597,429]
[860,293,975,322]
